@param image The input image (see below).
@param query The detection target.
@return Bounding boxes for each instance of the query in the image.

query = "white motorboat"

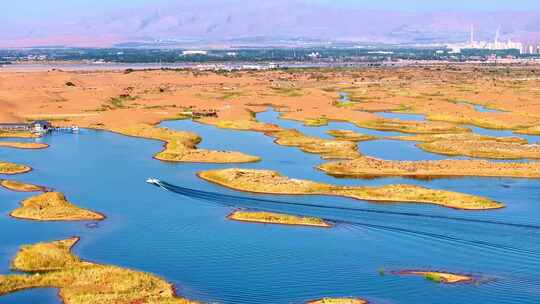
[146,178,160,185]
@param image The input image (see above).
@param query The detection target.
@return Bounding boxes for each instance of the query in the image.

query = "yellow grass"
[515,126,540,136]
[304,117,329,126]
[0,180,44,192]
[399,270,472,284]
[319,156,540,179]
[0,238,198,304]
[391,133,527,144]
[0,131,39,138]
[115,124,260,163]
[418,140,540,159]
[427,112,533,130]
[206,119,281,132]
[391,133,539,159]
[357,118,469,134]
[267,129,361,159]
[228,210,332,227]
[10,192,105,221]
[307,298,367,304]
[326,130,376,142]
[0,161,31,175]
[0,142,49,149]
[198,168,503,210]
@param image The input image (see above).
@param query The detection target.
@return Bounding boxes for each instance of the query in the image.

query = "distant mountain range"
[2,1,539,48]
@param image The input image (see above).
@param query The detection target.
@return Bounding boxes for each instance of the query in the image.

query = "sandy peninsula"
[0,237,198,304]
[116,124,259,163]
[319,156,540,179]
[0,141,49,149]
[198,168,503,210]
[0,161,32,175]
[266,129,361,159]
[228,210,332,228]
[398,270,473,284]
[10,192,105,221]
[0,179,45,192]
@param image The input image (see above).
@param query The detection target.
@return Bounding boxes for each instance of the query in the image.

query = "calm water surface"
[1,111,539,304]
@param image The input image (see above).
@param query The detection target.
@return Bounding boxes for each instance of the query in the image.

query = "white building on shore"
[181,50,208,56]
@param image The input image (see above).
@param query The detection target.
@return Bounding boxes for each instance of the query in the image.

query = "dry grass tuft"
[319,156,540,179]
[0,180,44,192]
[0,162,31,175]
[0,238,198,304]
[10,192,105,221]
[0,131,39,139]
[326,130,377,142]
[267,129,361,160]
[229,210,332,227]
[398,270,472,284]
[0,142,49,149]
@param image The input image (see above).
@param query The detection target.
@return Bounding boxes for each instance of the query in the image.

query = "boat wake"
[147,178,540,261]
[148,178,540,230]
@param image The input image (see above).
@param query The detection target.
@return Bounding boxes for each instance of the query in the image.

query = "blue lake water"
[473,104,505,113]
[1,113,540,304]
[362,110,540,144]
[468,126,540,144]
[0,288,59,304]
[257,110,408,139]
[374,112,426,122]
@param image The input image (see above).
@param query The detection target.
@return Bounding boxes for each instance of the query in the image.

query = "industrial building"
[447,25,523,54]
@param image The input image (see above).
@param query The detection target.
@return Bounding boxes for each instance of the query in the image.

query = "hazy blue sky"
[7,0,540,19]
[3,0,540,47]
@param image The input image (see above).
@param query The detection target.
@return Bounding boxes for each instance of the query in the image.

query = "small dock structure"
[0,120,79,135]
[0,120,52,134]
